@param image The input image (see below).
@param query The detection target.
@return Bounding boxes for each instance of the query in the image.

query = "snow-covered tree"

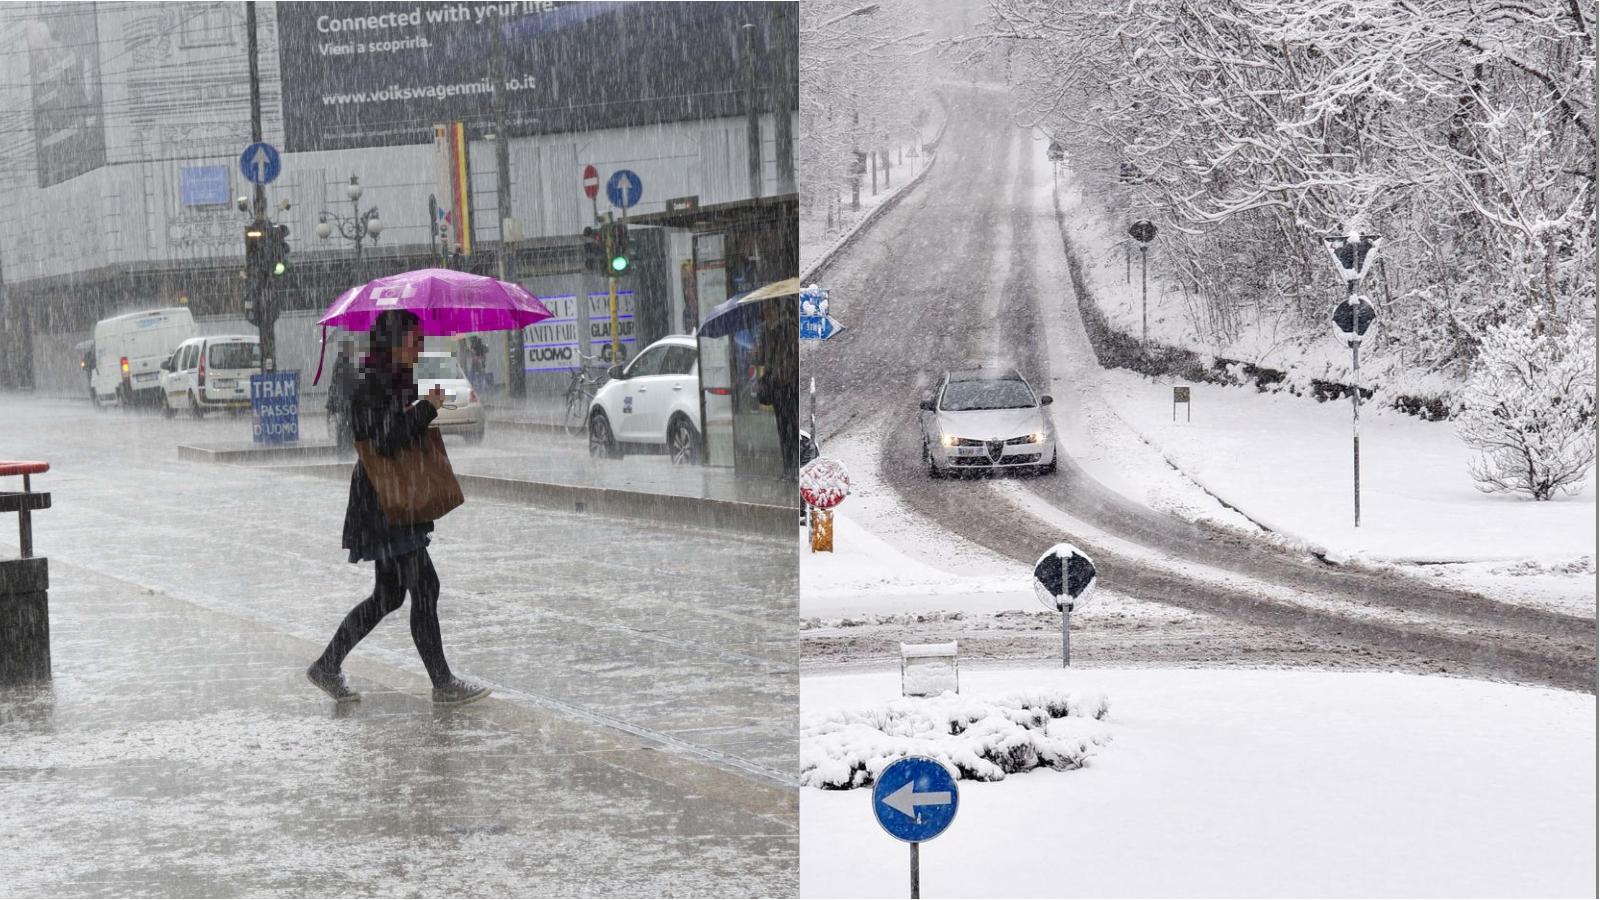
[978,0,1596,384]
[1456,314,1596,500]
[800,0,937,232]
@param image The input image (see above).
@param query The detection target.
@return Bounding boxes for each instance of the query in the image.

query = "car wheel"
[588,410,622,459]
[464,425,486,446]
[189,391,206,419]
[667,416,701,465]
[161,393,175,419]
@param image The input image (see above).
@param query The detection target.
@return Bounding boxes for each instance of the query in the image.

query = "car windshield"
[940,379,1035,411]
[415,355,466,381]
[208,342,260,370]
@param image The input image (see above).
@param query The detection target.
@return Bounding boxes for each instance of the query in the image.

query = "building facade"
[0,1,798,402]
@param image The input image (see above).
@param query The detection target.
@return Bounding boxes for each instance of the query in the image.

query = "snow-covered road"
[800,87,1595,692]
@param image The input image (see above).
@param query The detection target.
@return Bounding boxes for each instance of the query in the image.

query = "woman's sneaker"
[306,663,360,703]
[432,678,492,706]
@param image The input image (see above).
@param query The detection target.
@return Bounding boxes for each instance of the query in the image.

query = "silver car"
[919,368,1058,477]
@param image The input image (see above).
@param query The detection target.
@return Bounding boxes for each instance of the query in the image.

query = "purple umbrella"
[311,268,552,384]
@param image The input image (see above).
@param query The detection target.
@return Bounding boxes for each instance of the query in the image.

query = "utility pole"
[245,1,274,373]
[743,22,762,199]
[771,5,795,195]
[491,13,525,399]
[607,225,621,364]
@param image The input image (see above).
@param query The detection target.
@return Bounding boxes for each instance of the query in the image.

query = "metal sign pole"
[1140,244,1149,348]
[910,842,920,899]
[1061,604,1070,667]
[1352,336,1361,529]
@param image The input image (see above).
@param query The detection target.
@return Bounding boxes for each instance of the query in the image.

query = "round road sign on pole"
[606,169,643,211]
[1332,295,1379,343]
[873,756,959,843]
[1033,542,1097,612]
[800,457,849,510]
[582,164,599,199]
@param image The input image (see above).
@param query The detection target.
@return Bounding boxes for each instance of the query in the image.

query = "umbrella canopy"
[312,268,552,384]
[318,268,552,335]
[699,277,801,339]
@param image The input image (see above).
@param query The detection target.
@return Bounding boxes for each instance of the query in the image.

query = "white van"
[91,308,198,407]
[158,335,261,417]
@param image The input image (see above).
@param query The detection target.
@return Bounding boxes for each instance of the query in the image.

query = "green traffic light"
[273,261,287,276]
[610,256,628,273]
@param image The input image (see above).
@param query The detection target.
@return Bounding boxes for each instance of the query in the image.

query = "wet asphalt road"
[803,87,1596,692]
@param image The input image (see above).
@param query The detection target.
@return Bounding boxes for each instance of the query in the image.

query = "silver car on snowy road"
[919,367,1058,477]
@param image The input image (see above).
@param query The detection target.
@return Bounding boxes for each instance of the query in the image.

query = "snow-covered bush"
[1456,315,1596,500]
[800,690,1111,789]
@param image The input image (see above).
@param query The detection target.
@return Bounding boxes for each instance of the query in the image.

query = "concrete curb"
[279,462,797,539]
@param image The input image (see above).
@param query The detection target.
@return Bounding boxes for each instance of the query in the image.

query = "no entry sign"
[582,164,599,199]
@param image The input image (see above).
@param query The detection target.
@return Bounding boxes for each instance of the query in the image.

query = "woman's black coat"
[341,362,439,559]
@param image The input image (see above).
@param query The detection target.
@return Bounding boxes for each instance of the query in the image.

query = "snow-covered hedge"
[801,690,1111,789]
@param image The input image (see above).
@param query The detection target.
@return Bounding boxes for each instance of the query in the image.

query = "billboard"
[276,1,796,152]
[26,1,107,187]
[523,290,637,372]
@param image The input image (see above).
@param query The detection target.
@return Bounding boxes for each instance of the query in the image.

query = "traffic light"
[608,223,629,274]
[582,226,605,273]
[244,219,269,282]
[269,223,290,276]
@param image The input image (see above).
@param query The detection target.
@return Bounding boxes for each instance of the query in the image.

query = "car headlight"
[940,434,958,448]
[1028,431,1047,443]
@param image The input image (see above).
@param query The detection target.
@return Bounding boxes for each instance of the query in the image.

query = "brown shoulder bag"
[355,428,465,525]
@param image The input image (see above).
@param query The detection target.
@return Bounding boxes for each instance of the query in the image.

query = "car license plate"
[955,446,983,456]
[214,379,235,389]
[135,372,157,382]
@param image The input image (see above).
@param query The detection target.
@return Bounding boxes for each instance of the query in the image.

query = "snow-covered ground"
[1101,369,1598,566]
[801,668,1597,898]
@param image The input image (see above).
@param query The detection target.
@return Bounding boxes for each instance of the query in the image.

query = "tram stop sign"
[1332,295,1379,343]
[873,756,960,843]
[1128,220,1157,244]
[1033,542,1097,612]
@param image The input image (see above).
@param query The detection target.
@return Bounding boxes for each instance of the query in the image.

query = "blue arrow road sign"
[873,756,959,843]
[800,314,844,341]
[240,142,281,185]
[607,169,642,210]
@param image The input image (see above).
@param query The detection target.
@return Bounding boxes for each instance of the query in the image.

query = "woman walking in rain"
[306,308,490,706]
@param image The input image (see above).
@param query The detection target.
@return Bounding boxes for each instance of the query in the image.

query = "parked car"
[587,335,702,463]
[159,335,260,417]
[919,366,1058,477]
[415,351,485,444]
[91,307,198,408]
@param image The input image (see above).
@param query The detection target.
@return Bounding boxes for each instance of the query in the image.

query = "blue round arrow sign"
[240,142,281,185]
[872,756,959,843]
[606,169,642,211]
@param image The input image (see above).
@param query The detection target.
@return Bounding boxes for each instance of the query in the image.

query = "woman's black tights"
[316,548,453,687]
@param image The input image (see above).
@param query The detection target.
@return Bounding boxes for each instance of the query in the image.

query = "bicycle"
[562,350,612,436]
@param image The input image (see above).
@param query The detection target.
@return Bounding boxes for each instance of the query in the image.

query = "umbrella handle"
[311,325,329,386]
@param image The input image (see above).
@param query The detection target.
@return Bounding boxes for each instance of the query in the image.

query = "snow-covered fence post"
[1324,231,1383,528]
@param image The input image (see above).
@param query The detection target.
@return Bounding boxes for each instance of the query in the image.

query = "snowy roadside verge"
[799,95,950,282]
[1038,152,1595,614]
[801,667,1596,898]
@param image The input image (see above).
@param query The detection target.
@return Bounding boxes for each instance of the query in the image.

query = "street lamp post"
[1323,229,1383,529]
[316,175,384,264]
